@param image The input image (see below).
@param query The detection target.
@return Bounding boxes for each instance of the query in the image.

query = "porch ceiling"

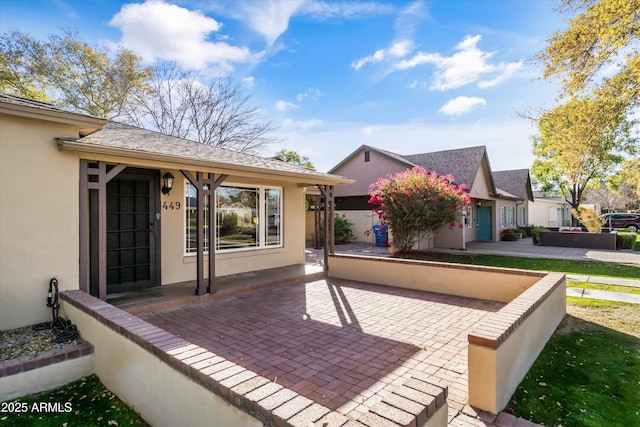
[142,278,504,421]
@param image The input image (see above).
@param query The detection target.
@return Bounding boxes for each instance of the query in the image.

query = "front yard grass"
[1,375,149,426]
[509,298,640,427]
[396,251,640,279]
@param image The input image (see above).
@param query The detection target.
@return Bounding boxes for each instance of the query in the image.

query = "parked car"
[599,213,640,232]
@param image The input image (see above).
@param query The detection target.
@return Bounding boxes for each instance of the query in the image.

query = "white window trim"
[465,205,473,228]
[184,182,283,256]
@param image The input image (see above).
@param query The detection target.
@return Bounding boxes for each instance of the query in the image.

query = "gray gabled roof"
[403,146,490,191]
[327,144,414,173]
[492,169,534,201]
[329,144,498,192]
[58,121,352,185]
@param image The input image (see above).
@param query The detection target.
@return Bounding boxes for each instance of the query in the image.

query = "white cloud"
[299,1,394,20]
[109,1,257,71]
[478,61,524,88]
[296,87,323,102]
[438,96,487,116]
[236,0,307,45]
[242,76,255,88]
[54,0,79,19]
[352,40,414,70]
[275,100,300,112]
[361,126,380,135]
[282,118,323,128]
[350,1,425,71]
[396,35,523,91]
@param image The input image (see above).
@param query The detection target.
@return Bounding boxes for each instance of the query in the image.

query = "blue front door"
[476,206,492,241]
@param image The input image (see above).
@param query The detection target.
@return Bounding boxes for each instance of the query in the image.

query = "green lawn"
[509,304,640,427]
[1,375,148,426]
[396,251,640,279]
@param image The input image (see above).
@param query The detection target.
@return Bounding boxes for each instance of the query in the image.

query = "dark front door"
[476,206,492,241]
[91,168,160,294]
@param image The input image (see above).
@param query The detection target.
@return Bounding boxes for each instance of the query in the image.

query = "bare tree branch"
[123,64,277,154]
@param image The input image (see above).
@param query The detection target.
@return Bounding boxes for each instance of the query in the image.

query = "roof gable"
[492,169,534,201]
[328,144,413,174]
[403,146,492,191]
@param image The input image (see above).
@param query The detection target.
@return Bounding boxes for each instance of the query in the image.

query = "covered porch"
[58,121,351,304]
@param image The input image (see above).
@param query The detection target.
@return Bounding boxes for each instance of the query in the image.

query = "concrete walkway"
[566,287,640,304]
[433,238,640,264]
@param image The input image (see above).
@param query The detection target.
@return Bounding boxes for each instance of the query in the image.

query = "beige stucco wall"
[1,115,311,329]
[528,199,567,228]
[338,210,377,244]
[160,173,306,283]
[331,149,408,197]
[61,302,262,427]
[433,224,465,249]
[328,255,539,303]
[469,163,494,201]
[468,279,566,413]
[0,116,82,330]
[495,199,518,240]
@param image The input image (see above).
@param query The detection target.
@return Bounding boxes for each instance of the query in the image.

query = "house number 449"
[162,201,181,210]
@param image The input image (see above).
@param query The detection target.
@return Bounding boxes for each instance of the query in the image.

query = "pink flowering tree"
[367,166,472,252]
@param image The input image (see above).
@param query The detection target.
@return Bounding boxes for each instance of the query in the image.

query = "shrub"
[334,214,355,244]
[572,207,601,233]
[367,166,471,252]
[500,228,520,241]
[531,226,549,245]
[616,232,636,250]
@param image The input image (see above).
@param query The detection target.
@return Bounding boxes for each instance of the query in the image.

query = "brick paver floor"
[143,278,504,422]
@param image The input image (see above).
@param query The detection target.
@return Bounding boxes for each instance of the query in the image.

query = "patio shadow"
[142,278,502,417]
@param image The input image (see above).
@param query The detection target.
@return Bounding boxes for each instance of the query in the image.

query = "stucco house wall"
[1,97,348,330]
[0,115,90,329]
[332,149,408,198]
[528,197,571,228]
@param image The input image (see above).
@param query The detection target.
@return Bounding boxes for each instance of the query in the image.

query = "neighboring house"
[528,191,572,229]
[0,95,350,330]
[326,145,533,249]
[492,169,534,228]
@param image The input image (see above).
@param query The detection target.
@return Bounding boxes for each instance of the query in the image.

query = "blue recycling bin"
[373,224,388,247]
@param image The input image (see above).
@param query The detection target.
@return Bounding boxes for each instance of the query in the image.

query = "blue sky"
[0,0,566,173]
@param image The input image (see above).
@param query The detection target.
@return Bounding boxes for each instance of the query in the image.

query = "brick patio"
[143,277,504,422]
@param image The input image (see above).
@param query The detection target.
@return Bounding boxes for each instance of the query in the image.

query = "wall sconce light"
[476,201,482,207]
[162,172,174,195]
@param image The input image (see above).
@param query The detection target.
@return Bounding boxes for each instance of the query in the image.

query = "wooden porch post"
[80,160,127,300]
[182,171,228,295]
[312,195,322,249]
[318,185,335,272]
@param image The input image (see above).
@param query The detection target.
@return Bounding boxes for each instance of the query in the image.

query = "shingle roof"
[403,146,488,190]
[58,121,350,184]
[0,93,105,134]
[492,169,533,201]
[0,93,63,112]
